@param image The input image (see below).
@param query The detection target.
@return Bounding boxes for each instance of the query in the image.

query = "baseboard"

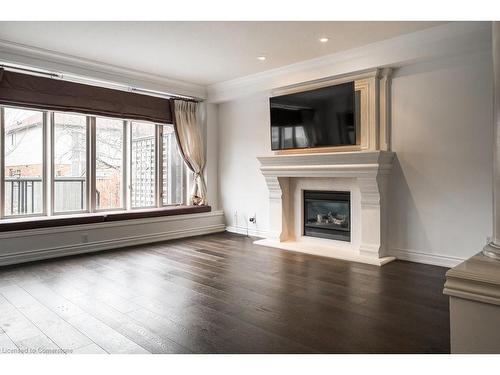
[389,248,465,268]
[226,225,465,268]
[0,223,225,267]
[226,226,465,268]
[225,225,269,238]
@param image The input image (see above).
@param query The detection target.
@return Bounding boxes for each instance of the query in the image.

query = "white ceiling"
[0,21,447,85]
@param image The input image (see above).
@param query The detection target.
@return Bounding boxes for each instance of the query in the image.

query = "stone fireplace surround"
[254,151,395,266]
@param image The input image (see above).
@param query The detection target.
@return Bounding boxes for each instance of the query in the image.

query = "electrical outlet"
[249,214,257,224]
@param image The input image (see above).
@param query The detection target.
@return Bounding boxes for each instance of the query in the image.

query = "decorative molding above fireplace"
[271,68,392,154]
[254,150,395,266]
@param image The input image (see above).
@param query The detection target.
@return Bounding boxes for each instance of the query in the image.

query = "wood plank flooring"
[0,232,450,354]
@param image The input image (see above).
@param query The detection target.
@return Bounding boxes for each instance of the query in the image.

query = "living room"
[0,1,499,374]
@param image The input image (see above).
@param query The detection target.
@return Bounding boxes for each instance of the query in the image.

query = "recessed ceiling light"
[257,56,266,61]
[319,37,329,43]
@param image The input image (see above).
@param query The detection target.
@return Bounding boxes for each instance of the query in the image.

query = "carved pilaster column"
[484,22,500,259]
[262,175,289,241]
[358,176,383,258]
[379,68,393,151]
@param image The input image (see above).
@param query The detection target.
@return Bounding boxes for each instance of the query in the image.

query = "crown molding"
[270,68,379,97]
[0,39,207,99]
[0,22,491,104]
[207,21,492,103]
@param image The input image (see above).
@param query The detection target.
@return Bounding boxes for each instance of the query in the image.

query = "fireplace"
[303,190,350,242]
[255,151,395,265]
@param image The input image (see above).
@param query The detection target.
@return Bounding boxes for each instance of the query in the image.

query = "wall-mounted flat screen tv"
[270,81,358,150]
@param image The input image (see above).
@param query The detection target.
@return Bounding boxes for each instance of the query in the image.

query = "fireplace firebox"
[303,190,350,242]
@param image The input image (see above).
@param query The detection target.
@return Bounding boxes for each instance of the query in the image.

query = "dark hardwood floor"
[0,232,450,354]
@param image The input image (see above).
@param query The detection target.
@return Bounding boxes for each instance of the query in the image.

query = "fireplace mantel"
[255,150,396,266]
[258,151,394,176]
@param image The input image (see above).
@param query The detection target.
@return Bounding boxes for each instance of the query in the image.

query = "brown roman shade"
[0,68,172,124]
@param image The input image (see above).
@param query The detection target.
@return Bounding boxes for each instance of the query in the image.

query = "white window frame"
[156,124,163,208]
[0,106,48,219]
[51,111,90,215]
[93,117,127,213]
[0,107,3,219]
[0,105,190,222]
[129,121,158,210]
[160,124,188,207]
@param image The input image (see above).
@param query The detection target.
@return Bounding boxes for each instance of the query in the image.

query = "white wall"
[218,93,271,236]
[204,103,220,210]
[217,48,493,267]
[389,50,493,265]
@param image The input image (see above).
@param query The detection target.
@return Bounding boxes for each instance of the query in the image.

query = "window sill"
[0,205,211,232]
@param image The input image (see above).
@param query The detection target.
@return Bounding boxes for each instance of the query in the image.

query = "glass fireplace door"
[303,190,351,241]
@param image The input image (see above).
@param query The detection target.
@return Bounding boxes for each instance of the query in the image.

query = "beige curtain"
[172,99,207,206]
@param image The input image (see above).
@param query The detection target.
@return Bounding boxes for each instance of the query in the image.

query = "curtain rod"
[0,63,201,102]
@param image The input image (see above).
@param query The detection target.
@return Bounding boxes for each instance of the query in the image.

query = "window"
[1,107,45,217]
[272,125,309,149]
[0,105,190,222]
[131,122,156,208]
[53,113,88,213]
[96,118,125,210]
[162,124,185,205]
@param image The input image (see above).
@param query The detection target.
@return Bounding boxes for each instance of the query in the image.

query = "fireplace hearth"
[303,190,350,241]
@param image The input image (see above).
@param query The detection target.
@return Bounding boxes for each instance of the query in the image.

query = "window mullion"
[49,112,54,216]
[122,120,128,211]
[182,159,187,205]
[89,116,96,213]
[156,124,163,208]
[125,121,132,210]
[43,111,49,217]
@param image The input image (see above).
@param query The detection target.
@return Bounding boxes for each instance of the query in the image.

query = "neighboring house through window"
[0,105,188,220]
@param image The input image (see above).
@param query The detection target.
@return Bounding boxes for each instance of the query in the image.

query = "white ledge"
[0,211,225,267]
[257,150,395,166]
[444,252,500,306]
[257,151,395,179]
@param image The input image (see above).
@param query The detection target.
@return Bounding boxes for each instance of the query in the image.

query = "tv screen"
[270,81,358,150]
